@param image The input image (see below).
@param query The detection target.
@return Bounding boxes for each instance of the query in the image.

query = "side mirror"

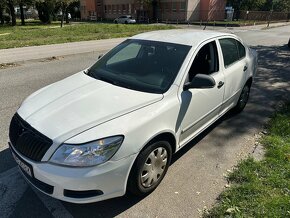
[184,74,216,90]
[98,54,103,59]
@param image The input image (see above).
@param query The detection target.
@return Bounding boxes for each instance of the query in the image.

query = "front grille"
[9,114,53,161]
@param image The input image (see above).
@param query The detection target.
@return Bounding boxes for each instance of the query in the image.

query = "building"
[80,0,226,22]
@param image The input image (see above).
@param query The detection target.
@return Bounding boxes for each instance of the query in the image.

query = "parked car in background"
[9,29,257,203]
[114,15,136,24]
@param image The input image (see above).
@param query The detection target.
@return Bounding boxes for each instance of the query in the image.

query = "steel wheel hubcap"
[140,147,168,188]
[239,86,249,108]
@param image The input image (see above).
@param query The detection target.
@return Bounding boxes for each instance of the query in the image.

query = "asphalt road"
[0,25,289,218]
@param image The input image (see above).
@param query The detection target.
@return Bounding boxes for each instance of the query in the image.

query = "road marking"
[0,167,28,218]
[33,188,73,218]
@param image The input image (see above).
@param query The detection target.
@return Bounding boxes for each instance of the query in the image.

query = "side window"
[237,40,246,59]
[107,43,141,65]
[219,38,239,68]
[188,41,219,81]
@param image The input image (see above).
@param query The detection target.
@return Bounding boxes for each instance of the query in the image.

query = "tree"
[227,0,290,11]
[0,0,6,24]
[16,0,34,25]
[271,0,290,12]
[227,0,266,10]
[135,0,160,21]
[57,0,75,27]
[7,0,16,26]
[35,0,57,23]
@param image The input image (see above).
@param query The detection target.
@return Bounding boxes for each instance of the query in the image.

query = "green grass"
[0,22,175,49]
[205,103,290,217]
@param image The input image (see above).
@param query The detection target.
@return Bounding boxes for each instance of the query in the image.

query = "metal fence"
[84,9,290,27]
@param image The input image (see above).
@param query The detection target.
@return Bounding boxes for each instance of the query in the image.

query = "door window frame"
[217,36,247,69]
[179,38,222,87]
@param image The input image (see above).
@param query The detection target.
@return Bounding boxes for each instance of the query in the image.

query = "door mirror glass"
[184,74,216,90]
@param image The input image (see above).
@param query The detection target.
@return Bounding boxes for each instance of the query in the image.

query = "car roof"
[130,29,236,46]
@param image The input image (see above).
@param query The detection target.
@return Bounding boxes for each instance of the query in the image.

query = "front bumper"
[9,143,137,203]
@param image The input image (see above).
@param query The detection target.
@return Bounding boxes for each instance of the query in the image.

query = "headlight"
[49,136,124,167]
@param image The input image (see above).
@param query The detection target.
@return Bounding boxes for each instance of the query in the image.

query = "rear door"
[217,37,247,114]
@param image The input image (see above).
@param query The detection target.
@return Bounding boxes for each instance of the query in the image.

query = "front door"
[178,40,225,146]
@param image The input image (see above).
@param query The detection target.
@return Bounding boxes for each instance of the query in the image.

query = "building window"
[165,2,170,12]
[122,4,126,14]
[126,4,129,14]
[104,5,107,13]
[180,1,186,11]
[172,2,176,12]
[112,5,116,14]
[108,5,111,14]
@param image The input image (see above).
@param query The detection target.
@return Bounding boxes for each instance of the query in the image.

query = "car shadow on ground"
[1,45,289,218]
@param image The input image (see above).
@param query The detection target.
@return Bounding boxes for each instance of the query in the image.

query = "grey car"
[114,15,136,24]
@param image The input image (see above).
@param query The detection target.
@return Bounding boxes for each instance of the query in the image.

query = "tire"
[127,140,172,196]
[233,83,251,113]
[114,20,118,24]
[125,21,128,24]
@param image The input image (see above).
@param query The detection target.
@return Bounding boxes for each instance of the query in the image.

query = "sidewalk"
[234,21,290,30]
[0,37,126,64]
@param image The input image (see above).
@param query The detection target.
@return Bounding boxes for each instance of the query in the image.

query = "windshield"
[87,39,191,94]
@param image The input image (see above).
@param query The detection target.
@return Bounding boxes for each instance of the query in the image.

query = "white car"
[9,30,257,203]
[114,15,136,24]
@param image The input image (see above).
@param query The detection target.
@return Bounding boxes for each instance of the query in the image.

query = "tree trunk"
[0,7,4,25]
[61,13,64,27]
[20,3,25,25]
[8,0,16,26]
[65,11,69,24]
[152,0,157,21]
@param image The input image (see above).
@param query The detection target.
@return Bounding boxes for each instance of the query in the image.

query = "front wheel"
[233,84,250,113]
[127,141,172,196]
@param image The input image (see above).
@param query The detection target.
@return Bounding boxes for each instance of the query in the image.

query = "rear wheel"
[114,20,118,24]
[233,83,250,113]
[127,140,172,196]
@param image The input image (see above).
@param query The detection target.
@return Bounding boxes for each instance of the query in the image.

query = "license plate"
[10,146,33,178]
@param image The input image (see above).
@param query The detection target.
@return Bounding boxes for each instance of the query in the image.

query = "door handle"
[243,66,248,71]
[217,81,224,89]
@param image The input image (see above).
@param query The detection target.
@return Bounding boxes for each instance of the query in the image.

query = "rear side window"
[237,41,246,59]
[219,38,239,68]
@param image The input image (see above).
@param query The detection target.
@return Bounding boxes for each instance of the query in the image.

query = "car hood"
[18,72,163,141]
